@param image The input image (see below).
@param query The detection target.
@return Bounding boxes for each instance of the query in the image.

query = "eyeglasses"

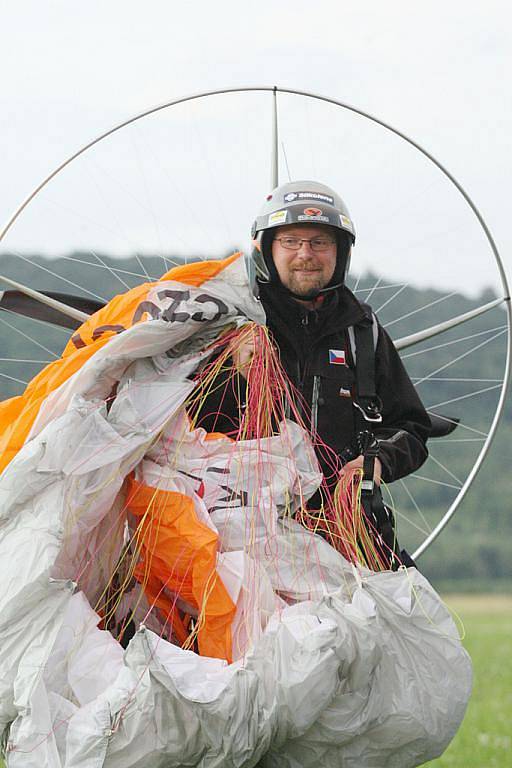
[274,236,336,252]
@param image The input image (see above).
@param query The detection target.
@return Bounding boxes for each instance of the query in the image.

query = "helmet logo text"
[284,191,335,205]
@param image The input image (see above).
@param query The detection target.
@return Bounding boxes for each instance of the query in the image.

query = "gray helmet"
[251,180,356,287]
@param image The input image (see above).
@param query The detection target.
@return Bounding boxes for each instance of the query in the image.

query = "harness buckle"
[352,397,383,424]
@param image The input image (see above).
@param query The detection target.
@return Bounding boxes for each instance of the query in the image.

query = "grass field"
[1,594,510,767]
[425,594,512,767]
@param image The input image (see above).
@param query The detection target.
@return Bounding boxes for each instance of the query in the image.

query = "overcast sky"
[0,0,510,297]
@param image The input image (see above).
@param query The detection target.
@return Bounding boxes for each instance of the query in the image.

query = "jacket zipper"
[299,311,322,436]
[311,375,320,436]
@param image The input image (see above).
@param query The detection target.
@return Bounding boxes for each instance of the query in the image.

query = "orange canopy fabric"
[128,478,236,662]
[0,254,241,473]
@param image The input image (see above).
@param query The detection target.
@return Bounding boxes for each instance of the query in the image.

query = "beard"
[284,267,329,298]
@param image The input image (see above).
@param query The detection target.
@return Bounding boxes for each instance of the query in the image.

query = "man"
[196,180,431,566]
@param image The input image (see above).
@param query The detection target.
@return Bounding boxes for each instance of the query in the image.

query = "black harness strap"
[350,316,403,569]
[343,312,416,570]
[352,316,383,427]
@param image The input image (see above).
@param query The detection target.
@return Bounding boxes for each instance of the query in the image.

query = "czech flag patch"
[329,349,346,365]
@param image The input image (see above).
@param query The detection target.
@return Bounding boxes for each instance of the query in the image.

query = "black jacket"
[192,284,430,485]
[258,283,430,484]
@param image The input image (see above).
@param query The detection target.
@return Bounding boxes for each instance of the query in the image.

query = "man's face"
[271,224,337,298]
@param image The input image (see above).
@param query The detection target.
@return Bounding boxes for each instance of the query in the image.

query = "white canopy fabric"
[0,257,471,767]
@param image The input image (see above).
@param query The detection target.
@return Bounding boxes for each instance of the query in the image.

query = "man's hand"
[229,333,255,379]
[340,455,382,485]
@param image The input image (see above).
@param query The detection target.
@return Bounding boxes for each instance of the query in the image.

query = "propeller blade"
[428,412,460,438]
[0,285,104,332]
[0,273,92,327]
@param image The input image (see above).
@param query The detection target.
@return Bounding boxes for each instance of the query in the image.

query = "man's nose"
[296,240,314,255]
